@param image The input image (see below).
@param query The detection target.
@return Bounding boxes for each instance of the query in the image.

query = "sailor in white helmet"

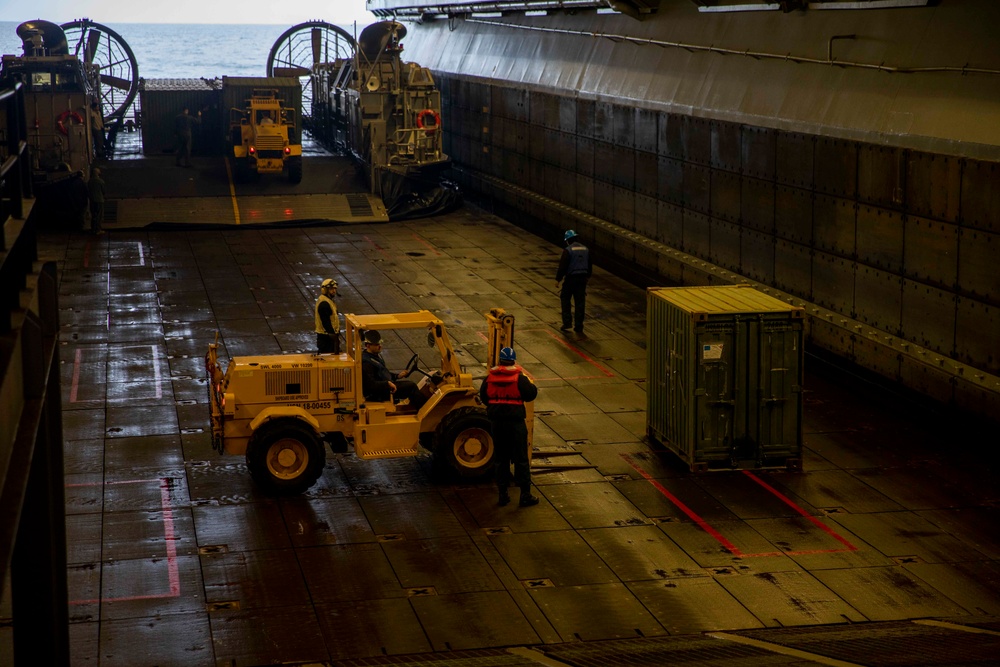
[315,278,341,354]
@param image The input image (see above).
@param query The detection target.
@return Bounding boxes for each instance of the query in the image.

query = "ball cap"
[363,329,383,345]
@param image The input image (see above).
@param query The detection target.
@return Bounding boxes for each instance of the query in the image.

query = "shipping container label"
[702,343,724,360]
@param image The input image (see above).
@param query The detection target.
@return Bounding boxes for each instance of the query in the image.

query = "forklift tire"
[246,419,325,495]
[435,407,494,478]
[288,156,303,184]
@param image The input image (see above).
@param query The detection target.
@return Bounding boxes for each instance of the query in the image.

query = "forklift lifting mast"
[205,307,528,494]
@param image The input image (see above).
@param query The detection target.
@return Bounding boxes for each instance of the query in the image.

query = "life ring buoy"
[415,109,441,133]
[56,110,85,135]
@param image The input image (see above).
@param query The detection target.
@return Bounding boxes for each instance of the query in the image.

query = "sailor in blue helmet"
[555,229,592,333]
[361,329,427,409]
[479,346,540,507]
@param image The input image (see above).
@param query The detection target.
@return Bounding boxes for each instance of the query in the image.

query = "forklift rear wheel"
[247,419,325,494]
[436,407,494,478]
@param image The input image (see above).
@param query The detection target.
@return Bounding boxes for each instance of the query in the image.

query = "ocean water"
[0,21,364,79]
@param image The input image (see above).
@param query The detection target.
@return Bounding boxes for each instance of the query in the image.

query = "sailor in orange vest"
[314,278,340,354]
[478,346,540,507]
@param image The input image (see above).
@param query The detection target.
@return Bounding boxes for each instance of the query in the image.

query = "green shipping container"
[139,78,222,156]
[646,285,804,472]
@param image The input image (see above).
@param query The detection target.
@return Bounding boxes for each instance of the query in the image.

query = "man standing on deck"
[479,346,540,507]
[555,229,592,334]
[174,107,201,167]
[314,278,340,354]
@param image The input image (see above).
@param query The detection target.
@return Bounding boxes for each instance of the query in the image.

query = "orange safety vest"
[485,366,524,405]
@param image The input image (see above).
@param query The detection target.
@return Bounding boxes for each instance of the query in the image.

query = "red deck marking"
[742,470,858,552]
[473,328,615,380]
[411,232,443,255]
[622,453,744,556]
[159,477,181,595]
[70,347,82,403]
[622,454,857,557]
[67,477,181,604]
[546,330,615,378]
[363,234,391,259]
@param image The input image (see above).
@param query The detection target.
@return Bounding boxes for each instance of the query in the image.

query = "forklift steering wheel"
[403,353,422,377]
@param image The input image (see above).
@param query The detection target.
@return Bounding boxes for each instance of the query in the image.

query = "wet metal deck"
[43,164,1000,665]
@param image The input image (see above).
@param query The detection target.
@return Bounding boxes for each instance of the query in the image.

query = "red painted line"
[159,478,181,596]
[363,234,391,260]
[67,478,181,605]
[473,328,613,382]
[546,330,615,377]
[69,348,82,403]
[622,453,744,557]
[742,470,858,552]
[411,232,443,256]
[623,455,858,558]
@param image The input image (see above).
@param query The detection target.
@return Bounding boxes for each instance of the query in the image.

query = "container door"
[694,323,737,461]
[755,321,803,461]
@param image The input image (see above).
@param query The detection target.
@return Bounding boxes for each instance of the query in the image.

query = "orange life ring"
[415,109,441,133]
[56,110,85,135]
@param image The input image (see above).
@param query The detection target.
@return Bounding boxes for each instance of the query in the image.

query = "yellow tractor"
[205,308,521,494]
[230,88,302,183]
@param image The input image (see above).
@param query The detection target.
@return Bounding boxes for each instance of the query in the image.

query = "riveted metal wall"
[775,132,813,189]
[439,75,1000,394]
[961,160,1000,233]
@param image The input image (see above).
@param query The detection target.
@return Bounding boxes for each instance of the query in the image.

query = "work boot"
[518,491,540,507]
[498,488,511,507]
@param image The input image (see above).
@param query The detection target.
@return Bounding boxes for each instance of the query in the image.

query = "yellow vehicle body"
[206,309,521,494]
[230,90,302,182]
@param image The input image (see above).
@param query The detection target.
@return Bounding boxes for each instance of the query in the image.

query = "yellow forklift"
[229,89,303,183]
[205,308,522,494]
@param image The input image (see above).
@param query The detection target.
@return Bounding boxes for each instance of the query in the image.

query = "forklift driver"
[361,330,427,409]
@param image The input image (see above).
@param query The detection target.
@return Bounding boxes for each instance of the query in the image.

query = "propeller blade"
[85,29,100,63]
[102,75,133,90]
[312,27,321,65]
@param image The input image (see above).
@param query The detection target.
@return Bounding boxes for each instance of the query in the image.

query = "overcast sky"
[0,0,375,25]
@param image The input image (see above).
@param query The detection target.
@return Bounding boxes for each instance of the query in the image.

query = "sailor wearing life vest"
[555,229,592,334]
[478,346,540,507]
[315,278,340,354]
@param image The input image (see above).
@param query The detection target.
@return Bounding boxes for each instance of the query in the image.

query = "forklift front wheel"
[436,407,494,478]
[246,419,325,495]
